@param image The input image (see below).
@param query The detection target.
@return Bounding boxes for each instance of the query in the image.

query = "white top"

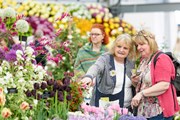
[113,59,133,107]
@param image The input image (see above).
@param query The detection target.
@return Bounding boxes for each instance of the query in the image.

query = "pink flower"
[120,108,128,115]
[107,109,114,117]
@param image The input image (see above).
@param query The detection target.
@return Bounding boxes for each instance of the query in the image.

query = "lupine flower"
[15,19,29,33]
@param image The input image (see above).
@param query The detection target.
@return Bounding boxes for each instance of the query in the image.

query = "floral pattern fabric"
[136,59,162,118]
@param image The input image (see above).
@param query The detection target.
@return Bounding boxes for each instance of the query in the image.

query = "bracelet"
[141,91,145,97]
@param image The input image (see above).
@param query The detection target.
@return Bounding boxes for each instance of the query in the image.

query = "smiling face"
[90,28,104,45]
[134,30,158,59]
[136,41,151,58]
[114,41,130,60]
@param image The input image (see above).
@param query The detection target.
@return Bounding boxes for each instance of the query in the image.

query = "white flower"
[0,66,2,74]
[62,57,66,60]
[16,19,29,33]
[0,9,3,18]
[110,70,116,77]
[67,35,73,40]
[16,50,24,61]
[18,78,25,83]
[16,71,23,77]
[46,60,56,68]
[3,7,16,18]
[33,99,38,106]
[0,78,5,85]
[25,46,34,56]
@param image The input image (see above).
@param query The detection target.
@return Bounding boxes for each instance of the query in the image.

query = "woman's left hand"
[131,92,143,107]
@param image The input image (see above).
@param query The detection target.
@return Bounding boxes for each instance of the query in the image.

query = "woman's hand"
[80,77,93,88]
[131,92,143,107]
[131,74,140,86]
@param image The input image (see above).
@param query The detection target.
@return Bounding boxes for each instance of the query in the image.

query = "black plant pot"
[7,88,18,94]
[19,36,27,41]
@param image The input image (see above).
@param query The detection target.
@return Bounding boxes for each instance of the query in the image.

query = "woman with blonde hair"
[131,29,179,119]
[81,33,136,111]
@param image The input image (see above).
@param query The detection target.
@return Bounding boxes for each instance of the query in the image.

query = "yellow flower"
[110,70,116,77]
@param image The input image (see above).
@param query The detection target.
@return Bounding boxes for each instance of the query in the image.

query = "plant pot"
[7,88,18,93]
[19,36,27,41]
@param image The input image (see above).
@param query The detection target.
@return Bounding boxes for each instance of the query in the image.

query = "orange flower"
[0,88,6,106]
[0,87,3,93]
[20,101,29,111]
[1,108,12,119]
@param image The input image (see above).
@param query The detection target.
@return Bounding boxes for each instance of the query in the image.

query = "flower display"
[0,44,49,119]
[68,103,129,120]
[0,7,32,38]
[119,114,146,120]
[26,16,55,39]
[16,1,62,22]
[25,77,72,120]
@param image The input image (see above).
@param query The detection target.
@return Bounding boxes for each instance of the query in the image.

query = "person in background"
[74,23,109,76]
[0,31,15,51]
[131,29,179,120]
[173,37,180,61]
[80,34,136,112]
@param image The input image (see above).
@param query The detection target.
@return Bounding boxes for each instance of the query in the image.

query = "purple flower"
[11,44,23,51]
[34,83,40,89]
[0,48,5,60]
[66,94,72,101]
[119,115,146,120]
[5,50,17,62]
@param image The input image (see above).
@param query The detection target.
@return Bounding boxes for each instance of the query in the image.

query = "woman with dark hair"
[74,23,109,76]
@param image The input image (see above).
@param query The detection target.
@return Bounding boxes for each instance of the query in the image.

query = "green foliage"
[51,21,87,80]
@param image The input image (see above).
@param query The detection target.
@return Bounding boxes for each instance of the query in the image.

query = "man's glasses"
[89,33,102,36]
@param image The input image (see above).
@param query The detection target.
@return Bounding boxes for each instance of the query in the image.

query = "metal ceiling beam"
[109,2,180,16]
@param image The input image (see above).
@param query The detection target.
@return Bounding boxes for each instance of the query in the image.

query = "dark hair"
[88,23,109,45]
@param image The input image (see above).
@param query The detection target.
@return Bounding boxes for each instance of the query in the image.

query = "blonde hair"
[109,34,136,60]
[173,38,180,53]
[134,29,158,57]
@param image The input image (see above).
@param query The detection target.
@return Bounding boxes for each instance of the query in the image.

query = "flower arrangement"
[68,103,129,120]
[26,16,56,39]
[25,76,72,120]
[0,7,32,43]
[0,44,49,119]
[46,12,87,80]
